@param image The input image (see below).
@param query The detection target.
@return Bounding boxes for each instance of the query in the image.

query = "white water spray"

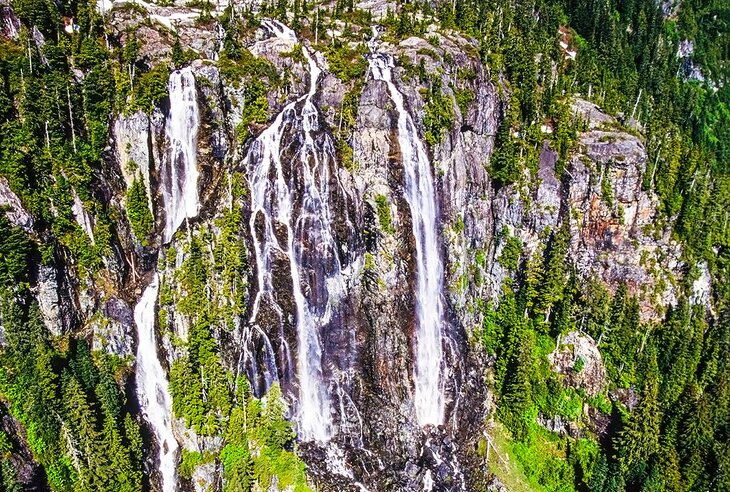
[367,50,446,426]
[247,20,345,442]
[134,275,179,492]
[162,67,200,244]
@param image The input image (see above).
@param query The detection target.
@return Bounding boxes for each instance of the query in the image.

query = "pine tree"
[126,174,153,243]
[498,334,533,440]
[101,414,139,492]
[589,452,609,491]
[62,375,102,488]
[69,339,98,392]
[494,285,521,390]
[536,223,570,317]
[657,444,684,492]
[222,442,253,492]
[604,462,626,492]
[551,270,577,337]
[615,358,661,471]
[0,460,23,492]
[490,100,521,186]
[95,359,122,421]
[523,244,545,317]
[171,36,186,68]
[124,413,144,472]
[262,384,294,449]
[713,439,730,492]
[679,387,713,488]
[0,214,33,288]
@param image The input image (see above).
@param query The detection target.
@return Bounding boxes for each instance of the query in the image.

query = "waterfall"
[242,324,281,396]
[367,51,446,426]
[162,67,200,244]
[246,19,344,442]
[134,274,179,492]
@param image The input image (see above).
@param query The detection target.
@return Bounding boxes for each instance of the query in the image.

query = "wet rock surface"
[0,1,21,39]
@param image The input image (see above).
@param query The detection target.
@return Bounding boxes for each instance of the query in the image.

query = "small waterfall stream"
[246,19,345,442]
[162,67,200,244]
[367,49,446,426]
[134,274,179,492]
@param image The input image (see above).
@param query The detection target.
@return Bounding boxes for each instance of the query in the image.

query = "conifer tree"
[615,354,661,471]
[590,453,609,491]
[126,174,154,243]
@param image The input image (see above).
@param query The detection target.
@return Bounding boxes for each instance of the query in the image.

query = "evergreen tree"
[62,375,102,488]
[589,453,609,491]
[536,223,570,318]
[615,355,661,471]
[490,101,521,186]
[126,174,154,243]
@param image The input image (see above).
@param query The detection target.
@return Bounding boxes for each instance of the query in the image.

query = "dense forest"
[0,0,727,489]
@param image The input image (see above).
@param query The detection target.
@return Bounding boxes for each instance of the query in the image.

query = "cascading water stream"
[134,274,179,492]
[162,67,200,244]
[246,19,345,442]
[367,47,446,426]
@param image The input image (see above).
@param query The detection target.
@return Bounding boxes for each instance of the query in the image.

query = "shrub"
[374,195,394,233]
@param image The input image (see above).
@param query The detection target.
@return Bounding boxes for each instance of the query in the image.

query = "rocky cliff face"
[1,1,699,490]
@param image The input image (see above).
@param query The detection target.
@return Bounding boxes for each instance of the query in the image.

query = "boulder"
[92,298,136,359]
[0,177,33,231]
[549,331,607,397]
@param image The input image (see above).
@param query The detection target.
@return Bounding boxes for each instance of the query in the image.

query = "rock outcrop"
[0,177,33,231]
[550,331,608,397]
[92,297,136,358]
[486,99,684,321]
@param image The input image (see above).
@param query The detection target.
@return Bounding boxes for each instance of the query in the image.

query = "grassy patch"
[488,421,577,492]
[486,422,540,492]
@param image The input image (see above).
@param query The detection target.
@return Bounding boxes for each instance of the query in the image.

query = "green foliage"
[288,41,308,61]
[331,75,363,173]
[0,214,33,289]
[453,86,474,118]
[130,64,169,114]
[614,365,661,473]
[169,311,230,436]
[422,81,455,145]
[155,212,309,489]
[569,438,599,489]
[497,229,523,272]
[0,296,143,491]
[0,1,727,491]
[490,100,522,186]
[478,302,501,354]
[213,205,248,327]
[550,99,580,175]
[218,45,277,141]
[600,166,614,208]
[179,449,210,479]
[126,174,153,243]
[324,42,368,83]
[171,36,197,68]
[374,194,394,234]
